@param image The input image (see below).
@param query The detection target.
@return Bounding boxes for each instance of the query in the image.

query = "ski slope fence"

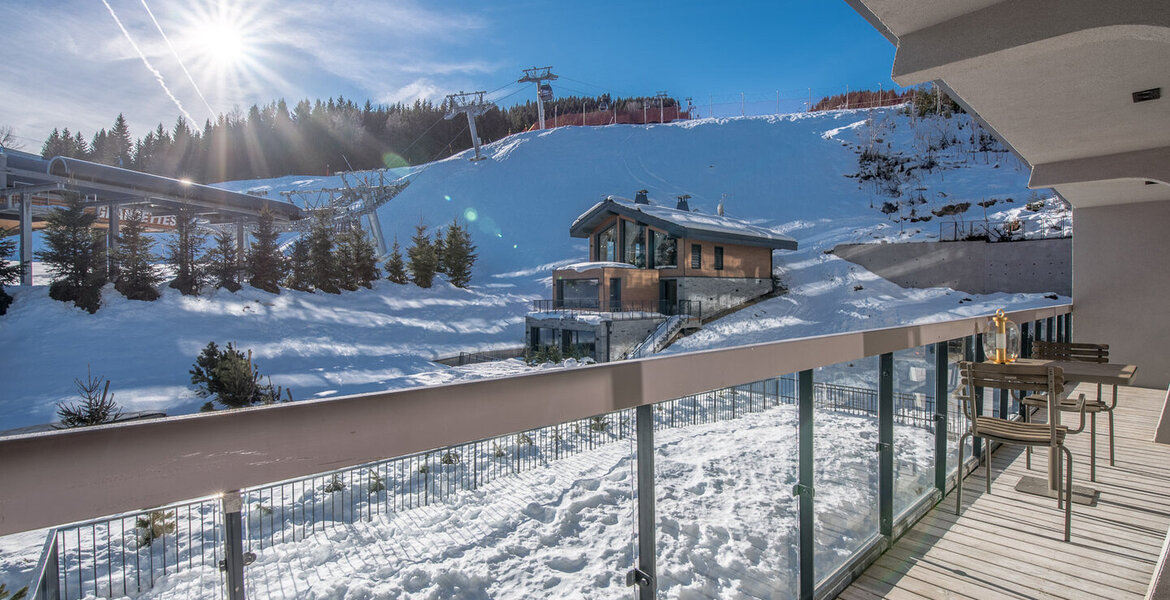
[32,372,979,599]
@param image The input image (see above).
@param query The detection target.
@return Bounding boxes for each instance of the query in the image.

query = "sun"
[180,0,263,78]
[195,20,247,68]
[171,0,292,115]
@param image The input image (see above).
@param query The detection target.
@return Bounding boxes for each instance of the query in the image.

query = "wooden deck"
[841,383,1170,600]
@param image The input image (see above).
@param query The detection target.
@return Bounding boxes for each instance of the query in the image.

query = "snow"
[603,196,798,245]
[1,110,1065,433]
[0,280,536,428]
[1,108,1067,593]
[559,261,637,272]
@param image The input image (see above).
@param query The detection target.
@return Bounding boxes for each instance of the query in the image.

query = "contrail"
[100,0,197,124]
[138,0,217,120]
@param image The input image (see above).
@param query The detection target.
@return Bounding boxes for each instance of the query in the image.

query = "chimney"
[675,194,692,211]
[634,189,649,204]
[717,193,726,216]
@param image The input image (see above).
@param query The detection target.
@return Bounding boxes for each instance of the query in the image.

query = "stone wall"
[606,318,666,361]
[674,277,774,316]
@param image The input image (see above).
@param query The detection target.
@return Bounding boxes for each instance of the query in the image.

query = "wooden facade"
[561,213,776,308]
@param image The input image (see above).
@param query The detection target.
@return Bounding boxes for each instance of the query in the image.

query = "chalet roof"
[569,197,797,251]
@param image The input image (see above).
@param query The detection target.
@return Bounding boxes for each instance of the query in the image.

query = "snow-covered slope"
[0,109,1068,431]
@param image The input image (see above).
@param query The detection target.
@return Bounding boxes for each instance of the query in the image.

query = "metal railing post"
[797,370,815,600]
[630,404,656,598]
[933,342,949,496]
[222,491,247,600]
[30,529,59,600]
[972,335,984,459]
[878,353,894,538]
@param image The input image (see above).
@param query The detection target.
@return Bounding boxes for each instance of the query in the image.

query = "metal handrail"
[939,216,1071,242]
[28,528,59,600]
[0,303,1071,537]
[531,298,702,321]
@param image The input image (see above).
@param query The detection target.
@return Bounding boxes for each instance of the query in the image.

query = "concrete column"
[236,220,247,256]
[19,193,32,286]
[107,201,119,277]
[1075,202,1170,389]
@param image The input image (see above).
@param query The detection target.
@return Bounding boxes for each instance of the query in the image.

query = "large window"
[650,231,677,268]
[561,329,596,358]
[596,224,617,262]
[529,327,556,350]
[691,244,702,269]
[714,246,724,270]
[557,278,600,308]
[623,220,646,267]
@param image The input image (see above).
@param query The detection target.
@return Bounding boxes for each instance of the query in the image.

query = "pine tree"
[335,225,359,292]
[407,224,437,288]
[440,220,478,288]
[246,208,286,293]
[56,367,122,428]
[337,223,379,290]
[71,130,90,158]
[284,238,311,291]
[41,128,65,158]
[166,204,207,295]
[205,230,241,292]
[0,228,19,315]
[307,210,339,293]
[113,210,163,301]
[385,237,407,284]
[109,113,133,168]
[36,197,106,313]
[190,342,285,409]
[433,230,447,277]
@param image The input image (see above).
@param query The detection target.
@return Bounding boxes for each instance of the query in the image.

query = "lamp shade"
[983,309,1020,364]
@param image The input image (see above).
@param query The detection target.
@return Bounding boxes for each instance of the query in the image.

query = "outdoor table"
[981,358,1137,504]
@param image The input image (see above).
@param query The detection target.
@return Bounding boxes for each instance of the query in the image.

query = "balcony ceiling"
[846,0,1170,208]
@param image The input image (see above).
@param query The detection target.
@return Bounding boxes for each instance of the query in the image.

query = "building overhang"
[569,198,798,251]
[845,0,1170,209]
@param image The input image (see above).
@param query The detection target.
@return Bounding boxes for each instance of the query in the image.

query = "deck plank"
[840,383,1170,599]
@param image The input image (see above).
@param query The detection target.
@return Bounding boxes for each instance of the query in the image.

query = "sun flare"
[180,0,266,82]
[196,20,247,68]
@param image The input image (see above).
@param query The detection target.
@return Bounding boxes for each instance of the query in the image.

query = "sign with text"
[96,206,177,229]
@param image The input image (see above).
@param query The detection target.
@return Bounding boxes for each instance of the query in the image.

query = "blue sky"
[1,0,903,148]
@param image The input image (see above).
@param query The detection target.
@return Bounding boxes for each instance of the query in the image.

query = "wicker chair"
[1025,341,1114,481]
[956,361,1086,541]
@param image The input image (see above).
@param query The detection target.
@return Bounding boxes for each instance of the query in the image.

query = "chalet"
[526,191,797,362]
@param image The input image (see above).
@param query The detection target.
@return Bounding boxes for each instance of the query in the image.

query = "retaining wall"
[832,238,1070,296]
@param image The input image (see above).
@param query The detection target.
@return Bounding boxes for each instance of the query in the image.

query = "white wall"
[1074,201,1170,389]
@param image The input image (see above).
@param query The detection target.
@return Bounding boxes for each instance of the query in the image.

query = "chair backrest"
[1032,340,1109,363]
[959,361,1064,443]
